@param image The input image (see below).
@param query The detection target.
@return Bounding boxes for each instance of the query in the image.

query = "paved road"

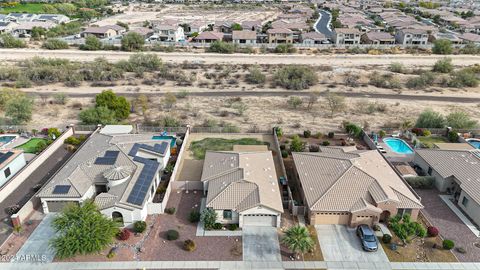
[316,225,389,263]
[242,226,281,262]
[1,48,480,67]
[24,90,480,104]
[315,10,333,39]
[0,147,72,246]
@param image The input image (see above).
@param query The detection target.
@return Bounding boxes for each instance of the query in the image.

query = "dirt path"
[2,49,480,67]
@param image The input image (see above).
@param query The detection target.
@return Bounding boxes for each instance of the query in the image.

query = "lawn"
[15,138,48,154]
[417,136,449,148]
[189,138,268,159]
[0,3,46,14]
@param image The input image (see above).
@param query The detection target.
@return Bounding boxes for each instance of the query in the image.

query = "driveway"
[242,226,281,262]
[12,213,56,263]
[316,225,389,262]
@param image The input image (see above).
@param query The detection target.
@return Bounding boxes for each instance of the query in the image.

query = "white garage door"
[243,214,277,227]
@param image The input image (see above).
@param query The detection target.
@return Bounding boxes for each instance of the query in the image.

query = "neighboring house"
[301,32,327,44]
[6,13,36,23]
[459,33,480,44]
[361,31,395,44]
[266,28,293,44]
[232,30,256,44]
[38,125,172,227]
[0,21,18,34]
[200,150,283,227]
[193,31,223,44]
[395,29,429,45]
[154,24,185,42]
[34,14,70,24]
[186,20,208,35]
[12,21,55,36]
[414,149,480,226]
[129,27,154,39]
[82,25,126,38]
[430,32,463,45]
[0,150,27,188]
[332,28,361,45]
[241,20,262,32]
[292,147,423,227]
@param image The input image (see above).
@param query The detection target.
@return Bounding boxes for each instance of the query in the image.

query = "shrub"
[404,176,435,189]
[273,65,318,90]
[201,208,218,230]
[432,39,453,55]
[382,234,392,244]
[121,32,144,51]
[344,122,363,138]
[290,135,305,152]
[165,207,176,215]
[378,130,386,138]
[328,132,334,138]
[245,66,266,84]
[427,226,439,237]
[432,58,453,73]
[446,111,478,129]
[411,127,424,136]
[183,239,196,251]
[303,130,311,138]
[415,109,445,128]
[166,229,179,240]
[133,221,147,233]
[42,39,69,50]
[80,36,103,51]
[389,62,405,73]
[207,41,235,54]
[274,44,296,54]
[0,33,26,48]
[448,70,478,88]
[287,96,303,109]
[189,211,201,223]
[344,72,360,87]
[281,149,288,158]
[309,144,320,152]
[443,239,455,250]
[64,136,80,146]
[322,141,330,146]
[228,224,239,231]
[406,72,435,89]
[213,223,223,230]
[369,72,401,89]
[117,228,131,240]
[447,130,459,142]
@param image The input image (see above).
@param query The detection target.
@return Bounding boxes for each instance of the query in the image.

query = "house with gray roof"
[414,149,480,226]
[201,150,283,227]
[292,147,423,227]
[38,126,172,227]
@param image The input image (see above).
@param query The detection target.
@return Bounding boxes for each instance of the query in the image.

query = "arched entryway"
[112,211,124,226]
[379,210,391,223]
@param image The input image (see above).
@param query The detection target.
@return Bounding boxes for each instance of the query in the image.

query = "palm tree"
[281,225,314,259]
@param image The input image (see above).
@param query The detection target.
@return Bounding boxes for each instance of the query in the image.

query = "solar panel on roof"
[104,151,119,158]
[0,152,14,164]
[53,185,71,194]
[126,158,160,206]
[94,150,119,165]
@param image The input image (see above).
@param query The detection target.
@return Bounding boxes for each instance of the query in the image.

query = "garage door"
[46,201,79,212]
[243,214,277,227]
[314,212,350,225]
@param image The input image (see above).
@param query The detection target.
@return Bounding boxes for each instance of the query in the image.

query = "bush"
[415,109,445,128]
[432,39,453,55]
[64,136,80,146]
[344,122,363,138]
[189,211,201,223]
[446,111,478,129]
[274,44,296,54]
[42,39,69,50]
[80,36,103,51]
[382,234,392,244]
[389,62,405,73]
[411,127,424,136]
[287,96,303,109]
[404,176,435,189]
[290,135,304,152]
[427,226,439,237]
[432,58,453,73]
[322,141,330,146]
[201,208,218,230]
[0,33,26,48]
[117,228,131,240]
[133,221,147,233]
[121,32,144,51]
[207,41,235,54]
[422,129,431,136]
[165,207,176,215]
[406,72,435,89]
[281,149,288,158]
[303,130,311,138]
[166,229,179,240]
[369,72,401,89]
[183,239,196,251]
[443,239,455,250]
[245,67,266,84]
[212,223,223,230]
[448,70,478,88]
[309,144,320,152]
[273,65,318,90]
[328,132,334,138]
[447,130,459,142]
[228,224,239,231]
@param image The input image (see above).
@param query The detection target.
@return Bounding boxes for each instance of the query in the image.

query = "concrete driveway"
[12,214,56,263]
[242,226,281,262]
[316,225,389,262]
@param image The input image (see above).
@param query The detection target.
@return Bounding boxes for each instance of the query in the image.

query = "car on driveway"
[356,224,378,252]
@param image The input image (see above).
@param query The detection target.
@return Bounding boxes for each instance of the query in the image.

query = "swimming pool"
[151,135,176,148]
[0,135,17,147]
[466,138,480,149]
[383,138,414,154]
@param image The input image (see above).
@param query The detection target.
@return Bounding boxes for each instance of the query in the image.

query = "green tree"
[273,65,318,90]
[0,88,25,109]
[432,39,453,55]
[31,27,47,41]
[95,90,130,120]
[116,21,129,31]
[231,23,242,31]
[121,32,144,51]
[200,208,217,230]
[389,214,427,245]
[54,3,77,15]
[79,106,117,125]
[163,92,177,109]
[50,200,118,259]
[446,111,478,129]
[207,41,235,54]
[415,109,445,128]
[325,93,346,118]
[5,96,33,124]
[281,226,314,258]
[432,58,453,73]
[42,4,58,14]
[80,36,103,51]
[290,135,304,152]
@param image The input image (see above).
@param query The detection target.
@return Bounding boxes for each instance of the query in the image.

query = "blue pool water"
[152,135,176,147]
[467,139,480,149]
[383,138,413,154]
[0,135,16,145]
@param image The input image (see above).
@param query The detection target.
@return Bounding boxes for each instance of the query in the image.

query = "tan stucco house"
[292,147,423,227]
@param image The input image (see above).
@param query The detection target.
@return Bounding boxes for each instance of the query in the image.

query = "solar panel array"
[0,152,14,164]
[128,142,169,157]
[53,185,71,194]
[126,156,160,206]
[94,150,120,165]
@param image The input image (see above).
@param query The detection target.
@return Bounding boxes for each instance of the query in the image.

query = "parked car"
[356,224,378,252]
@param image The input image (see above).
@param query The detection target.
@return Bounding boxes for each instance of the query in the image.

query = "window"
[462,197,469,207]
[223,210,232,220]
[4,167,11,178]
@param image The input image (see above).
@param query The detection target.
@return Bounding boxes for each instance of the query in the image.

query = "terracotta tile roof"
[267,28,293,34]
[334,28,361,34]
[232,30,256,40]
[364,31,394,41]
[302,32,326,41]
[195,31,223,40]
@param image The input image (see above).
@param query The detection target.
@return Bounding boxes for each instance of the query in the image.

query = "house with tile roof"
[37,126,172,227]
[414,149,480,226]
[292,147,423,227]
[395,28,429,45]
[201,151,283,227]
[232,30,257,44]
[266,28,294,44]
[193,31,224,44]
[361,31,395,44]
[82,25,126,39]
[332,28,361,45]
